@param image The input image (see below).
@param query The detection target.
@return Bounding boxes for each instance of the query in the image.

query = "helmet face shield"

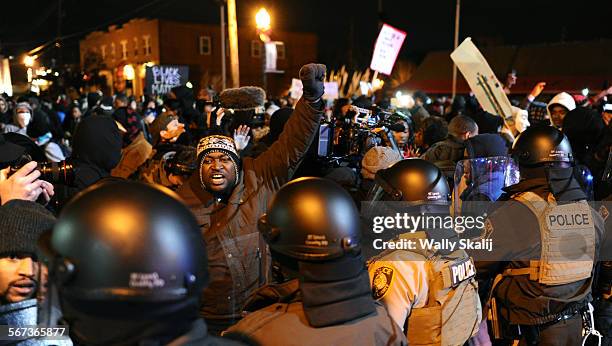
[452,156,520,215]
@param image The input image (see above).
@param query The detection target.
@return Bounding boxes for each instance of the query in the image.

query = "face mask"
[16,112,31,128]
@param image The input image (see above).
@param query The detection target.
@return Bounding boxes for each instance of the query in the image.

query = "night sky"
[2,0,612,69]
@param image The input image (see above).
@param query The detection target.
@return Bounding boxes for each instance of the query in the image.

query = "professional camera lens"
[38,161,75,185]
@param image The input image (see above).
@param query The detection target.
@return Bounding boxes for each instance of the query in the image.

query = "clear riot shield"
[452,156,519,216]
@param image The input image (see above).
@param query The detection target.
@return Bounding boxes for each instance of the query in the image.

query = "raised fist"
[299,63,326,102]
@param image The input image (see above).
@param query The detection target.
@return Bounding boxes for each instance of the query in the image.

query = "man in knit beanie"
[0,200,68,346]
[177,63,326,334]
[0,199,55,304]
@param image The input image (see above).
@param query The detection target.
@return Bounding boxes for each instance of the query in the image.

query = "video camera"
[317,104,410,167]
[162,146,198,177]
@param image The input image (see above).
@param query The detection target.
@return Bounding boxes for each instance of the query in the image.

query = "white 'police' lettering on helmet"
[305,234,329,247]
[129,272,166,289]
[449,258,476,287]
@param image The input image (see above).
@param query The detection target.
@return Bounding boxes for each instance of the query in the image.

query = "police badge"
[372,266,394,300]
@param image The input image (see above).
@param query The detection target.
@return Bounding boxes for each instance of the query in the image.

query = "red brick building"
[79,18,318,97]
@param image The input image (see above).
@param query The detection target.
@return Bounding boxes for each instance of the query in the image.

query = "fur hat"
[219,86,265,111]
[0,200,55,256]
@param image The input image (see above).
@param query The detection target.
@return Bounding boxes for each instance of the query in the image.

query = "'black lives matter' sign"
[145,65,189,95]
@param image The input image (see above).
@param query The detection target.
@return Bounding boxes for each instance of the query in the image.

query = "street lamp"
[255,8,271,33]
[24,55,36,67]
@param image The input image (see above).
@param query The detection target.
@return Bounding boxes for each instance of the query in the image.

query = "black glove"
[299,63,326,102]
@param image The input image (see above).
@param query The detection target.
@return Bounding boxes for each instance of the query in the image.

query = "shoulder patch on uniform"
[599,205,609,222]
[483,219,494,238]
[372,266,394,300]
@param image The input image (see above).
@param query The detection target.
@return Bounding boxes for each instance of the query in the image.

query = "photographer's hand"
[40,180,55,204]
[0,162,48,205]
[234,125,251,151]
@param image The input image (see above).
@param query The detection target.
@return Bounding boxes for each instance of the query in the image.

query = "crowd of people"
[0,62,610,346]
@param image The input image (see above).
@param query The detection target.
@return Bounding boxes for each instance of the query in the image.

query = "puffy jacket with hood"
[547,92,576,127]
[54,116,122,210]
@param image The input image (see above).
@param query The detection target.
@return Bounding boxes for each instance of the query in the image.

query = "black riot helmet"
[258,177,361,262]
[41,181,206,344]
[369,158,450,204]
[511,125,573,167]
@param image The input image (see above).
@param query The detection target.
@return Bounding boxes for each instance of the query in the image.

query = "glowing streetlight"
[24,55,36,67]
[123,64,135,81]
[255,8,271,32]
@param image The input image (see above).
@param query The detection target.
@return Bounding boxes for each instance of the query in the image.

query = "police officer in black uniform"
[478,126,606,345]
[224,177,407,345]
[40,181,246,345]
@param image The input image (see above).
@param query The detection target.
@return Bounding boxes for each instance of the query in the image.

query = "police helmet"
[511,125,573,166]
[369,158,450,204]
[258,177,361,262]
[44,181,206,319]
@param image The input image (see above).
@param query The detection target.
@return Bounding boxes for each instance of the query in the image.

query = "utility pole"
[227,0,240,87]
[220,2,227,90]
[452,0,460,100]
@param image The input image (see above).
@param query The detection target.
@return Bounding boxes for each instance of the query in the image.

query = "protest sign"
[290,78,303,100]
[145,65,189,95]
[370,24,407,75]
[450,38,513,118]
[323,82,339,100]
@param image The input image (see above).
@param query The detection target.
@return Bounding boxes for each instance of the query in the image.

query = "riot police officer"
[366,158,482,345]
[479,125,605,345]
[41,181,245,345]
[224,177,407,345]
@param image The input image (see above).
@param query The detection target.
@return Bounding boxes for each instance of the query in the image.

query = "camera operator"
[0,134,54,206]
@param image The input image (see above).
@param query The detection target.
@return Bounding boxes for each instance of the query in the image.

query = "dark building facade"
[80,18,318,97]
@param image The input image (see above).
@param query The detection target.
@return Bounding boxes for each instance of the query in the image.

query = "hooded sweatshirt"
[547,92,576,127]
[71,115,122,190]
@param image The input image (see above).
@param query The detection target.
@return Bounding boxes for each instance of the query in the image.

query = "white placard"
[450,37,513,118]
[290,78,303,100]
[264,42,277,72]
[323,82,339,100]
[370,23,407,75]
[360,81,370,96]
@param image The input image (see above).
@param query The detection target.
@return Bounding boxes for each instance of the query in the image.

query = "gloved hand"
[299,63,326,102]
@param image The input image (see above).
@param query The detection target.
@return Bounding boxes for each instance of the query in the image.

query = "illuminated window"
[133,37,139,56]
[251,40,262,58]
[143,35,151,55]
[199,36,211,55]
[110,42,116,60]
[276,42,285,60]
[120,40,128,59]
[101,45,107,59]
